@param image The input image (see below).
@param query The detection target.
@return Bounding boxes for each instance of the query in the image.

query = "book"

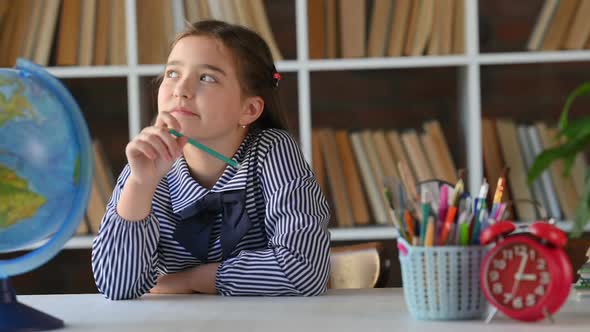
[420,132,447,181]
[350,132,388,224]
[311,129,327,195]
[325,0,338,58]
[109,0,127,65]
[319,129,355,228]
[438,0,454,55]
[249,0,283,60]
[172,0,187,33]
[93,0,110,66]
[426,0,442,56]
[33,0,61,66]
[452,0,464,54]
[536,123,578,219]
[219,0,238,24]
[496,119,537,220]
[78,0,97,66]
[335,130,371,225]
[361,130,391,225]
[308,0,326,59]
[367,0,393,57]
[92,141,115,204]
[526,125,562,220]
[56,0,81,66]
[339,0,366,58]
[423,120,457,183]
[21,0,44,61]
[234,0,255,28]
[517,125,553,219]
[386,130,418,186]
[541,0,580,50]
[387,0,411,57]
[401,129,434,182]
[372,130,401,183]
[564,0,590,49]
[527,0,560,51]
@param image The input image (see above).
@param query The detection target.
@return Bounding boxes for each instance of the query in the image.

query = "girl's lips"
[170,107,197,117]
[172,110,196,116]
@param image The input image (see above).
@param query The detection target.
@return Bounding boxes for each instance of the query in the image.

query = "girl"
[91,20,331,299]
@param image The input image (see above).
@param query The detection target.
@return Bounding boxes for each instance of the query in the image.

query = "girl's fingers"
[137,131,173,161]
[155,112,182,132]
[144,126,180,159]
[129,140,158,160]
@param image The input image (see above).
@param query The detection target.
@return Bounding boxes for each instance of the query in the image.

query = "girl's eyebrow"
[166,60,227,76]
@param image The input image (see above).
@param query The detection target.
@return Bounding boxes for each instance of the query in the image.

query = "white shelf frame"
[20,219,590,252]
[39,0,590,248]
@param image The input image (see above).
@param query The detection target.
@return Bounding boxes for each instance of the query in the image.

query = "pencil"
[169,129,240,169]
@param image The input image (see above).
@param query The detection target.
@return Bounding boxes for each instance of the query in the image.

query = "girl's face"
[158,35,259,142]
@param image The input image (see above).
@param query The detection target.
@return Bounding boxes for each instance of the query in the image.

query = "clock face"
[482,241,551,311]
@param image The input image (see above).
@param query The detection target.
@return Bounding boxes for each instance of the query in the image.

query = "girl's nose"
[173,82,193,99]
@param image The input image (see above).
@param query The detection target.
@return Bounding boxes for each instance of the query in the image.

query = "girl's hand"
[125,112,188,186]
[149,263,221,295]
[150,273,195,294]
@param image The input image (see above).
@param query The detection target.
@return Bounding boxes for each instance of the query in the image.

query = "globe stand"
[0,278,64,331]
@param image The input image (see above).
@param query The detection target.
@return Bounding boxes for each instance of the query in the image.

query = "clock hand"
[515,273,537,281]
[506,252,528,303]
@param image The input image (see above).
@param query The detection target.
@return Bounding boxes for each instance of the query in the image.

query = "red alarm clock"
[480,221,573,322]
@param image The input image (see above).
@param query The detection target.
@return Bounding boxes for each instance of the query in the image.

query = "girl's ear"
[240,96,264,126]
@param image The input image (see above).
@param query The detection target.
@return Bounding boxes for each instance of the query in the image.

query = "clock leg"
[542,307,554,324]
[485,307,498,324]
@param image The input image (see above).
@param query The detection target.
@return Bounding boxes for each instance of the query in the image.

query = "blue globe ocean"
[0,59,92,279]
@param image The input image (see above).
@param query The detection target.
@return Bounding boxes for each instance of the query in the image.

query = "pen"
[399,185,415,243]
[383,188,408,241]
[169,129,240,168]
[490,167,508,220]
[438,174,464,245]
[424,215,436,247]
[420,190,432,246]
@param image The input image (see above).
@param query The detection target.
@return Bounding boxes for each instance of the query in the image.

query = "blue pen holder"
[397,238,488,320]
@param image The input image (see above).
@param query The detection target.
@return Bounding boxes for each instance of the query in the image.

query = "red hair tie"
[272,72,281,88]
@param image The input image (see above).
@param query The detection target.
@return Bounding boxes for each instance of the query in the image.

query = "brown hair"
[162,20,288,131]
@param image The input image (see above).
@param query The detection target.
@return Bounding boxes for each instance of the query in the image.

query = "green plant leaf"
[557,117,590,140]
[527,147,567,183]
[527,134,590,183]
[560,82,590,131]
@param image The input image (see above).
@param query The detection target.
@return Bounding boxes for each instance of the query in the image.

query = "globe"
[0,59,93,331]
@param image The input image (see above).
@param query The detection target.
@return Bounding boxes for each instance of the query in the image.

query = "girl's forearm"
[116,177,158,221]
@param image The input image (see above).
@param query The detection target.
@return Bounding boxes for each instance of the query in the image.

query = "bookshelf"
[22,0,590,248]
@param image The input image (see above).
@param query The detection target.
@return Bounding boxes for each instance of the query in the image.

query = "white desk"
[18,288,589,332]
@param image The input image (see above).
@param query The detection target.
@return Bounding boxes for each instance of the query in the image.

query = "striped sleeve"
[91,165,161,300]
[215,130,331,296]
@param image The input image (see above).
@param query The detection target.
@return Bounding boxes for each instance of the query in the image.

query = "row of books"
[527,0,590,51]
[139,0,282,64]
[313,120,458,228]
[0,0,281,68]
[75,140,115,236]
[0,0,126,67]
[309,0,465,59]
[482,118,587,222]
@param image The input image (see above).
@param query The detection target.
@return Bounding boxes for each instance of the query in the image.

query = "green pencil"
[168,129,240,169]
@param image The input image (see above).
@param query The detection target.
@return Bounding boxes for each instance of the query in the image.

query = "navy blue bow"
[173,190,251,261]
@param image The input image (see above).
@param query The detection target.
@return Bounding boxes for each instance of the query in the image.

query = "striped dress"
[91,128,331,300]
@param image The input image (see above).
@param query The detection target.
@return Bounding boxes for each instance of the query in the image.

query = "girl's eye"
[165,70,179,79]
[200,74,216,83]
